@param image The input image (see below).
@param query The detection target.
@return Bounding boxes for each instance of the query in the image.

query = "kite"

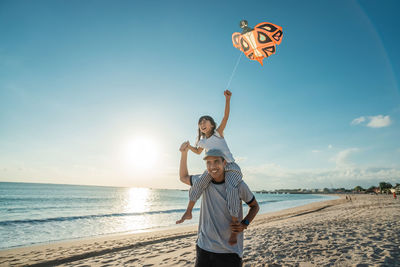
[232,20,283,65]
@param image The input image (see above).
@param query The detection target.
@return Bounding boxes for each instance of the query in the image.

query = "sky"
[1,0,399,190]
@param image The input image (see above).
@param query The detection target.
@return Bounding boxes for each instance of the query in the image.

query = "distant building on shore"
[390,185,400,194]
[255,184,399,195]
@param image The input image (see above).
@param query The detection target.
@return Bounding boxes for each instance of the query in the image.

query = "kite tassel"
[256,57,264,66]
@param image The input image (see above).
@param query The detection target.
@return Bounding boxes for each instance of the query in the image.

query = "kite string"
[225,52,243,89]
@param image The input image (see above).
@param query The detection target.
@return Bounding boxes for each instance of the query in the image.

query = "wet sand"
[1,194,399,266]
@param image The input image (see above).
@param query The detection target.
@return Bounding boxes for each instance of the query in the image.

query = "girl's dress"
[189,131,242,217]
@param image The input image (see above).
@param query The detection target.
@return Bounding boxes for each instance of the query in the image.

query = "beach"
[1,194,399,266]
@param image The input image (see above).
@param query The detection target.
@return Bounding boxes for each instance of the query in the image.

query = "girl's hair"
[196,115,217,146]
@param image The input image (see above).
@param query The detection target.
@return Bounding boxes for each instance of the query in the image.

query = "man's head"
[203,149,226,181]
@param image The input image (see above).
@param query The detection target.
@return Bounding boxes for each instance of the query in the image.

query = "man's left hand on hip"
[230,221,247,233]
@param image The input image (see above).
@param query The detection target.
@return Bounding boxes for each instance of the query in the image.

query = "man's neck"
[212,174,225,183]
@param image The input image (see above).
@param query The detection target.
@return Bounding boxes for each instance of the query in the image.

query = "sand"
[0,194,399,266]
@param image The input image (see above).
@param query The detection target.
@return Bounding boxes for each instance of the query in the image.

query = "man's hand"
[179,141,191,186]
[230,221,247,233]
[179,141,189,152]
[224,90,232,99]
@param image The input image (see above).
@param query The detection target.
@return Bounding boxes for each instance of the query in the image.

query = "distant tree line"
[353,182,400,194]
[259,182,399,194]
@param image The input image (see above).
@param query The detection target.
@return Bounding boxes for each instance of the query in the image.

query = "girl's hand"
[224,90,232,99]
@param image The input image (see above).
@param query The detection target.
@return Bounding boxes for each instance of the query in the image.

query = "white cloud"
[331,148,359,168]
[367,115,392,128]
[311,145,333,153]
[235,156,247,163]
[246,163,288,179]
[242,147,400,190]
[242,162,400,190]
[351,116,366,125]
[351,115,392,128]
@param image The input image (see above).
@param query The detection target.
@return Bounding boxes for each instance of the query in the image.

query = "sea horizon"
[0,182,338,250]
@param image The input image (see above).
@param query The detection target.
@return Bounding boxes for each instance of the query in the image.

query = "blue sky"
[1,0,399,190]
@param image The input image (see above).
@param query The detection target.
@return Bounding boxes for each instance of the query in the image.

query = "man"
[179,142,259,266]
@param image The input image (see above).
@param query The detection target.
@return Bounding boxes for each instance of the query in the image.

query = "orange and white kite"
[232,20,283,65]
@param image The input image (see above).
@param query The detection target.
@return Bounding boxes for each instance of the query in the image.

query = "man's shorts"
[195,245,242,267]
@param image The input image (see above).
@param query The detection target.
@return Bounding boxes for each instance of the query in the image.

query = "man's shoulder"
[237,180,250,190]
[189,174,202,186]
[238,180,255,204]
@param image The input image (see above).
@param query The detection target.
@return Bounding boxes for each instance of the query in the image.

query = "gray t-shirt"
[190,175,255,258]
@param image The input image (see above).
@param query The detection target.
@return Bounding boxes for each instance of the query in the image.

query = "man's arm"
[230,198,259,233]
[242,198,260,224]
[179,142,191,186]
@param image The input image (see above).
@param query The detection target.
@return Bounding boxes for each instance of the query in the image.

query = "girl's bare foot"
[229,232,238,245]
[176,210,192,224]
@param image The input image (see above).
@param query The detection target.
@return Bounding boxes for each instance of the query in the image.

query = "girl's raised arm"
[216,90,231,137]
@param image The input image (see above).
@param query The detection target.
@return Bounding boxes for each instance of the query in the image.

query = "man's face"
[205,156,226,180]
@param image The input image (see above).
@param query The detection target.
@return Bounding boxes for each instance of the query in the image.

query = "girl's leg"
[225,167,243,245]
[189,169,213,202]
[224,163,242,187]
[225,169,242,218]
[226,183,241,245]
[176,170,212,224]
[229,216,239,246]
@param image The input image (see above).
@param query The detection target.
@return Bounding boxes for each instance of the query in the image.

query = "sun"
[124,137,159,170]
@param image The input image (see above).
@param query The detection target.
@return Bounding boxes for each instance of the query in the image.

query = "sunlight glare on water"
[124,187,151,213]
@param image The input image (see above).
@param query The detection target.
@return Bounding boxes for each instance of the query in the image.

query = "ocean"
[0,182,337,250]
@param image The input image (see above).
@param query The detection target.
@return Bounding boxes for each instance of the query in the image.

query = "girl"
[176,90,243,245]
